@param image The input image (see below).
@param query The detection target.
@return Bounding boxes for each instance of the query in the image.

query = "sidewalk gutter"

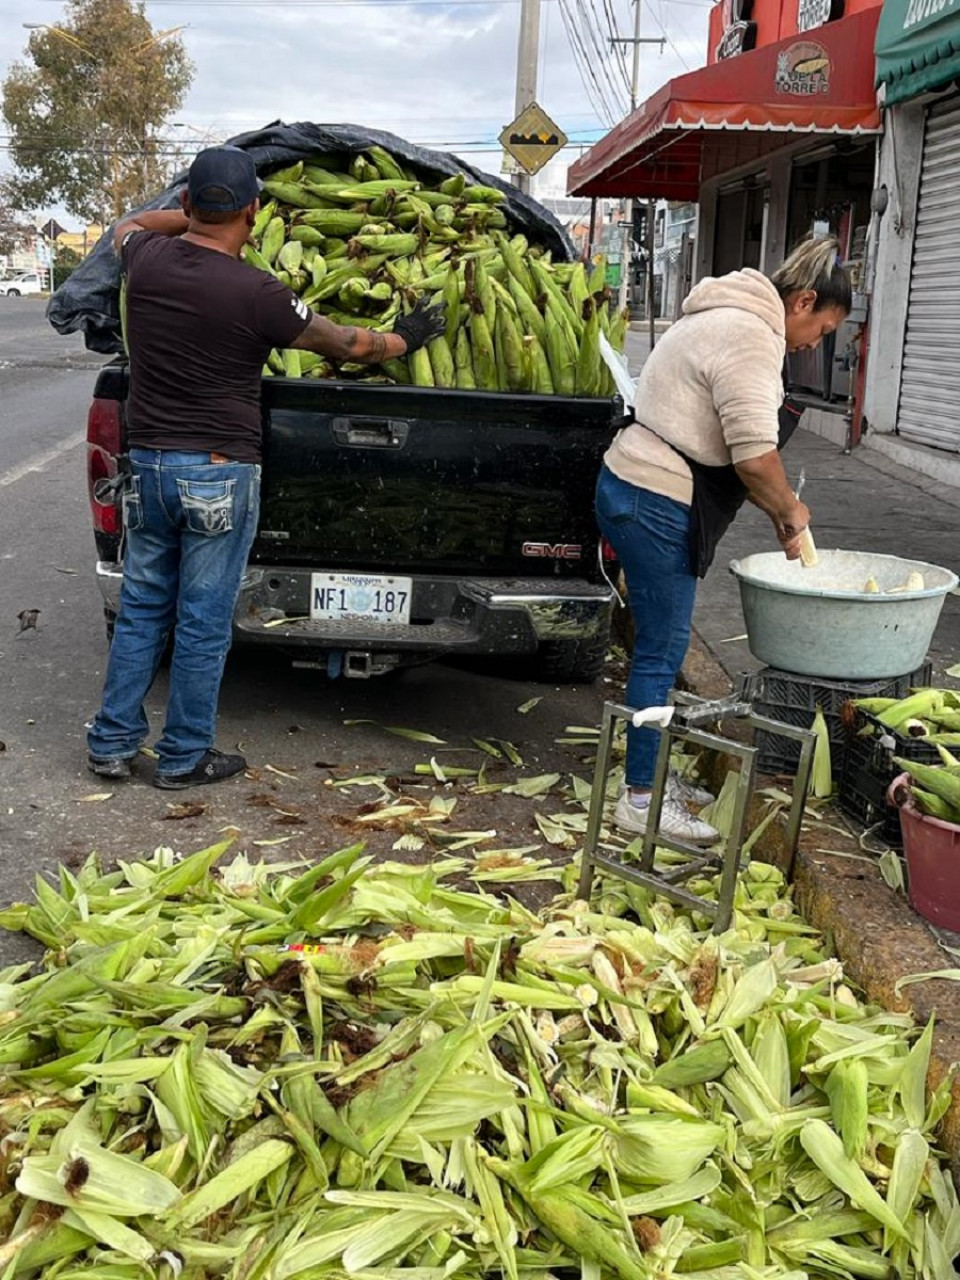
[687,627,960,1180]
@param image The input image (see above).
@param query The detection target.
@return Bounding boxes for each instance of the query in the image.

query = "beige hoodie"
[604,268,786,506]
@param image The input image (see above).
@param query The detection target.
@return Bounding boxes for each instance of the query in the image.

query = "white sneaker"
[613,792,720,845]
[667,774,716,807]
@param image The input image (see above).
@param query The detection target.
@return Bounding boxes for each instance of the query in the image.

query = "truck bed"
[89,365,625,679]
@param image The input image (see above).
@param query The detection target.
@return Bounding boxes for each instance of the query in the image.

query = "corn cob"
[454,328,477,389]
[262,180,334,209]
[298,210,369,235]
[367,145,406,181]
[810,706,832,798]
[544,301,576,395]
[497,307,527,393]
[894,756,960,811]
[278,240,304,274]
[251,199,278,239]
[524,335,554,395]
[260,216,286,266]
[576,296,602,396]
[236,149,627,398]
[427,337,456,389]
[469,311,498,391]
[409,346,435,387]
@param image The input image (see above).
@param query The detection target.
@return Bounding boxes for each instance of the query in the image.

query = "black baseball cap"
[187,146,262,212]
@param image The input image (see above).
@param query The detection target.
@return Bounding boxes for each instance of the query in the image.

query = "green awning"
[876,0,960,105]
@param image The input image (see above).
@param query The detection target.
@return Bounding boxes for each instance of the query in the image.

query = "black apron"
[644,393,804,580]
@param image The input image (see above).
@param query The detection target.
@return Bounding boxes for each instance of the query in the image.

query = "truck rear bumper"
[95,561,614,656]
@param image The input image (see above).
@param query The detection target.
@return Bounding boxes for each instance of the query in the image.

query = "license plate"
[310,572,412,625]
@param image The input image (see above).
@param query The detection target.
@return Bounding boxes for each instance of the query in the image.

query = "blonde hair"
[769,236,852,313]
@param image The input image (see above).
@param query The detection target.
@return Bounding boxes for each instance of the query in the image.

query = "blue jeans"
[88,449,260,775]
[595,465,697,789]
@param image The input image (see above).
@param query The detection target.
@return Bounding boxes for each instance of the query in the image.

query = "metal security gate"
[899,96,960,451]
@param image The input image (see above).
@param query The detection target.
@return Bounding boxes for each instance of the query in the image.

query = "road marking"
[0,431,86,488]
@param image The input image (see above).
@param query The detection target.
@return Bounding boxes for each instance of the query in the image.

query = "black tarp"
[47,121,575,354]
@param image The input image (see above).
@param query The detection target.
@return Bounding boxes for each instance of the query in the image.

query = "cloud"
[1,0,710,223]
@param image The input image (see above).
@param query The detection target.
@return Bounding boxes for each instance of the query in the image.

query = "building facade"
[568,0,883,432]
[864,0,960,472]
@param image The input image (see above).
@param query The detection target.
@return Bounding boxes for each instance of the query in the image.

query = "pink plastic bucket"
[889,773,960,931]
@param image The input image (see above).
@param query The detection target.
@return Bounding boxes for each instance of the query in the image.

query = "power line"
[557,0,620,126]
[574,0,629,117]
[600,0,633,100]
[642,0,690,69]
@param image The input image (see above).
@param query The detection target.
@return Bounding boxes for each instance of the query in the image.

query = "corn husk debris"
[0,840,955,1279]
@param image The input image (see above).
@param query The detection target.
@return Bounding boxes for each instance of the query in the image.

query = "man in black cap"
[87,146,444,790]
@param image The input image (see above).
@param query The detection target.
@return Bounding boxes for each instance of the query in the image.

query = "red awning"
[567,8,881,199]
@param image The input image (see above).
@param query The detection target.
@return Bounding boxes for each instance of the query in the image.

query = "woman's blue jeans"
[87,449,261,775]
[595,465,697,789]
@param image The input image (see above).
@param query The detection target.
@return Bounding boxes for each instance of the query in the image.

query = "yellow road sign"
[499,103,568,176]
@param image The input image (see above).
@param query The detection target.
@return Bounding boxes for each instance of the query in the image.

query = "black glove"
[392,298,446,354]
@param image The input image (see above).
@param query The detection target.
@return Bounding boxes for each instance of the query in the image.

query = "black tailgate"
[257,380,621,578]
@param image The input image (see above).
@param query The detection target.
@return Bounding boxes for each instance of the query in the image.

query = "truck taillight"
[601,538,618,562]
[87,398,122,535]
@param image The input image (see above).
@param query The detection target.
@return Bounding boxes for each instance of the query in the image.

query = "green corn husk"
[454,327,477,390]
[0,802,954,1280]
[427,337,456,389]
[811,705,833,798]
[260,215,286,265]
[16,1140,181,1216]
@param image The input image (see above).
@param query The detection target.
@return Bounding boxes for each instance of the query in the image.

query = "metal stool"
[577,690,816,932]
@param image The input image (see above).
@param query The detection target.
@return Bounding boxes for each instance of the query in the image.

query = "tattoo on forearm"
[367,331,387,363]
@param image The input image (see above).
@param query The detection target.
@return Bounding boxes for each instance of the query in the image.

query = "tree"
[1,0,194,224]
[0,179,34,258]
[53,245,83,289]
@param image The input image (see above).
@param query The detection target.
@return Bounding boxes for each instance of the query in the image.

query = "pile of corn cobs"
[244,145,626,395]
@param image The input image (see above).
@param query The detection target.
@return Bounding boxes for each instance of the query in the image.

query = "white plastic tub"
[728,549,958,678]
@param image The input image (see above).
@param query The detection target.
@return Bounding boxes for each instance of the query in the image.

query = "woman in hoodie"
[597,237,852,843]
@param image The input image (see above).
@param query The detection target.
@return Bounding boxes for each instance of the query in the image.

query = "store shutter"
[898,96,960,452]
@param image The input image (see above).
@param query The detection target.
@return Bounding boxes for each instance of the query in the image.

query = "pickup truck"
[86,368,623,682]
[0,272,44,297]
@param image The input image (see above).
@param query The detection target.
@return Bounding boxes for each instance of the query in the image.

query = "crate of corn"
[0,839,958,1278]
[839,687,953,843]
[752,662,932,777]
[242,147,626,395]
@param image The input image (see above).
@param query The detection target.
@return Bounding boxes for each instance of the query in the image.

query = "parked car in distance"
[0,272,43,297]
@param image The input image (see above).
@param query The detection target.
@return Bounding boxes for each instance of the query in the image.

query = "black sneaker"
[154,749,247,791]
[88,753,134,780]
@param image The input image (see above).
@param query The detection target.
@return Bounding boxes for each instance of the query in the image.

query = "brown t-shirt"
[121,231,310,463]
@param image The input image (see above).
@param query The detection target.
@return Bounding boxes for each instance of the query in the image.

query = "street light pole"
[512,0,541,196]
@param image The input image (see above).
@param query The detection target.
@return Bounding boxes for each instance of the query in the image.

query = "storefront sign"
[715,0,757,60]
[797,0,844,32]
[775,40,832,94]
[903,0,953,31]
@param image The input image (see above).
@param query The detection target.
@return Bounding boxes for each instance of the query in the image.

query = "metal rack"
[577,691,816,932]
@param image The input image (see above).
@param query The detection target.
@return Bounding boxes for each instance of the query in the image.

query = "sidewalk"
[695,429,960,683]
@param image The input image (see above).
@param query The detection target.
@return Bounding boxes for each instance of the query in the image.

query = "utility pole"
[512,0,541,196]
[611,3,663,326]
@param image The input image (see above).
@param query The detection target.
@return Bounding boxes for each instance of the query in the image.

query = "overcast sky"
[2,0,711,225]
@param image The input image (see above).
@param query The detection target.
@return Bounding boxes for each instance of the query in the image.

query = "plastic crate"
[750,662,933,777]
[838,711,943,845]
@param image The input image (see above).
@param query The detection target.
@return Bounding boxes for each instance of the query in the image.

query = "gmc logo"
[522,542,582,560]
